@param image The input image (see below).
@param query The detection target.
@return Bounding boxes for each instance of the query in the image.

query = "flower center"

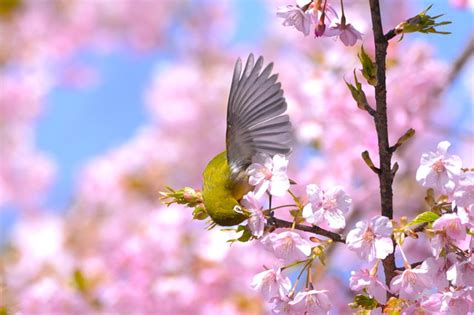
[363,227,375,242]
[431,159,445,173]
[283,236,295,253]
[322,198,336,211]
[404,270,417,285]
[447,220,459,233]
[264,169,273,180]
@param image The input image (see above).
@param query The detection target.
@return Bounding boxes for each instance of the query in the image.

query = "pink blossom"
[421,257,449,290]
[416,141,462,195]
[288,289,332,314]
[433,213,467,241]
[390,266,430,300]
[440,287,474,314]
[418,293,443,313]
[430,213,470,257]
[302,184,351,229]
[346,216,394,262]
[313,2,338,37]
[251,268,292,300]
[261,229,312,263]
[349,269,389,303]
[458,204,474,226]
[247,153,290,198]
[241,192,266,238]
[454,171,474,208]
[324,22,363,46]
[447,255,474,287]
[276,5,313,36]
[314,21,326,37]
[271,296,297,315]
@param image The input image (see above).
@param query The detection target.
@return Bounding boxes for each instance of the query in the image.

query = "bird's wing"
[226,54,293,180]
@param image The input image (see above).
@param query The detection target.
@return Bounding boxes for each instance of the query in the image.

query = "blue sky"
[0,1,472,239]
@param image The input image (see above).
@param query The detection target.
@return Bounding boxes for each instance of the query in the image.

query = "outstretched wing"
[226,54,293,179]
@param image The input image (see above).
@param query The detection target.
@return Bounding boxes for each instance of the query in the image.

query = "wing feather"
[226,54,293,179]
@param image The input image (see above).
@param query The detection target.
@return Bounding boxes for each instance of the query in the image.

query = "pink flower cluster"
[244,153,355,313]
[1,0,472,314]
[277,0,362,46]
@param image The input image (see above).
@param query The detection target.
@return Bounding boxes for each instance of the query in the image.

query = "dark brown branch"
[360,98,377,116]
[384,28,398,41]
[272,218,345,243]
[369,0,397,287]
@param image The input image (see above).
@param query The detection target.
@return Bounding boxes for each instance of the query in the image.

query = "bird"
[201,54,293,226]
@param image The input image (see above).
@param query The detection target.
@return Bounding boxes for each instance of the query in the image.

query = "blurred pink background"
[0,0,472,313]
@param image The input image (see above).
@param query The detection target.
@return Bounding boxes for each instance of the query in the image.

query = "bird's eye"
[233,205,244,214]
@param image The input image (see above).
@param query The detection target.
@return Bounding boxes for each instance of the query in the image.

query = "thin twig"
[272,217,345,243]
[446,34,474,87]
[395,260,423,271]
[384,28,398,41]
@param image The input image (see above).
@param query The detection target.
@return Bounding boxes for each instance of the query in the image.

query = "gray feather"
[226,54,293,179]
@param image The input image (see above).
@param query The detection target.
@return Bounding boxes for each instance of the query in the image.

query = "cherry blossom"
[421,257,449,290]
[349,268,389,303]
[261,229,312,263]
[418,293,443,313]
[416,141,463,195]
[390,266,431,300]
[251,268,292,300]
[430,213,470,257]
[276,5,313,36]
[247,153,290,198]
[324,21,363,46]
[271,296,296,315]
[346,216,394,262]
[288,289,331,314]
[440,287,474,314]
[241,192,266,238]
[302,184,351,229]
[433,213,467,241]
[458,204,474,226]
[454,171,474,208]
[447,256,474,287]
[1,1,472,313]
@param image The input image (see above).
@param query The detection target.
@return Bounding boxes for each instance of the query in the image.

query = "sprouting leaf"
[352,294,378,310]
[227,225,253,243]
[395,5,451,39]
[407,211,440,227]
[358,46,377,86]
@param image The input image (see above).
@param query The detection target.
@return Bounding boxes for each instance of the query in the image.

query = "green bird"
[202,54,293,226]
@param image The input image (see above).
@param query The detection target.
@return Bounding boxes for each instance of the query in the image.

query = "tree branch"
[395,260,423,271]
[384,28,398,41]
[271,217,345,243]
[368,0,397,287]
[446,34,474,87]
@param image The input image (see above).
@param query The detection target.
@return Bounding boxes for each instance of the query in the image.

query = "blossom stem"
[370,259,380,276]
[306,263,312,289]
[290,259,313,296]
[368,0,397,287]
[282,258,310,271]
[397,243,411,269]
[340,0,346,25]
